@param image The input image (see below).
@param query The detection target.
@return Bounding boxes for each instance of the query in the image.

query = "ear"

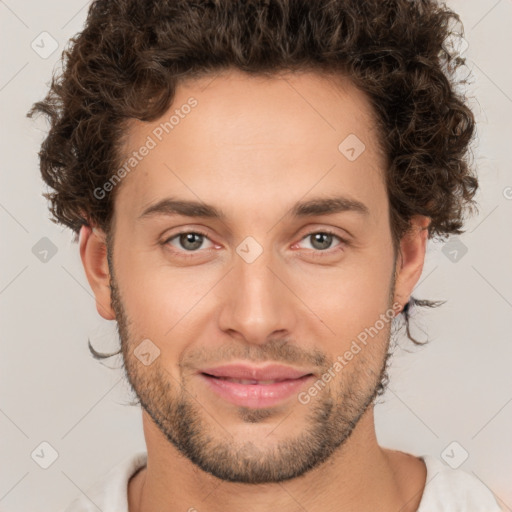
[79,225,115,320]
[393,215,430,314]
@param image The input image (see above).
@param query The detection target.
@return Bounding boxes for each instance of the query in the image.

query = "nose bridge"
[218,240,295,344]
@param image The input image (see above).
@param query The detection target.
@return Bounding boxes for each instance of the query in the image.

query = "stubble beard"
[107,245,394,484]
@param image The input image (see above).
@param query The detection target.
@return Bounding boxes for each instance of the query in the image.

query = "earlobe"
[393,215,430,312]
[79,225,115,320]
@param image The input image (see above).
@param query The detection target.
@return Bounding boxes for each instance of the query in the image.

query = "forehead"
[114,69,388,224]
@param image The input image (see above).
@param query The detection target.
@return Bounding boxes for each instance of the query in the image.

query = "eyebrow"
[138,195,370,221]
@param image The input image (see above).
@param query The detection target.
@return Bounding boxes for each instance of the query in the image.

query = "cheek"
[115,251,216,342]
[299,251,394,349]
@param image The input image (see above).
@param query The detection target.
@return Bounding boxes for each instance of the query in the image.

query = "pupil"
[312,233,332,250]
[180,233,203,250]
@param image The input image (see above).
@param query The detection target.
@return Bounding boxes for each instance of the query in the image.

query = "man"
[28,0,502,510]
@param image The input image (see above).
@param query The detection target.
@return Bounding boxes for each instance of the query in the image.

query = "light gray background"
[1,1,511,511]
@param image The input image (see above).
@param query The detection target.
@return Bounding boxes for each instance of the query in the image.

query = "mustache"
[179,338,329,371]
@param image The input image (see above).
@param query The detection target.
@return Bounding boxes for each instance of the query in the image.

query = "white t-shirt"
[62,451,503,511]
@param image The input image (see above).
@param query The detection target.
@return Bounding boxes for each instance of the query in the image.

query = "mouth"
[198,364,315,409]
[203,376,299,385]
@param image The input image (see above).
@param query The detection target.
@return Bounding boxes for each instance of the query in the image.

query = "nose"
[217,244,298,345]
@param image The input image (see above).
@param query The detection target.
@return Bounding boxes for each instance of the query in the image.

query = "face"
[83,69,427,484]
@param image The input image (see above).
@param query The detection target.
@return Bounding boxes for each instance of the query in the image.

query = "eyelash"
[299,230,348,258]
[162,230,217,260]
[161,229,348,259]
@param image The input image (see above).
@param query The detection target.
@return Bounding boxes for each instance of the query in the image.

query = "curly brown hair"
[28,0,477,344]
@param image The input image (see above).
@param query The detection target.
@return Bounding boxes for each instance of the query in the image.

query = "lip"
[198,363,315,408]
[199,363,312,381]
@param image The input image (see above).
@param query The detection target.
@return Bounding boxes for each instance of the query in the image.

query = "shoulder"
[417,454,503,512]
[60,452,148,512]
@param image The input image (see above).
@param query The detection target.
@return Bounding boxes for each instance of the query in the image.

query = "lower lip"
[199,373,314,409]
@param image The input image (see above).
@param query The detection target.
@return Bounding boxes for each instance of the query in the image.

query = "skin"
[80,69,429,512]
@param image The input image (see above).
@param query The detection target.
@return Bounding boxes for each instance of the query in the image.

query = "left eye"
[296,232,344,251]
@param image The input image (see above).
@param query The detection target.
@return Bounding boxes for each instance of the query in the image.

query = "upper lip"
[199,363,313,381]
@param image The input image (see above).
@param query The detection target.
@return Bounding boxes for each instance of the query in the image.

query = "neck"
[129,406,426,512]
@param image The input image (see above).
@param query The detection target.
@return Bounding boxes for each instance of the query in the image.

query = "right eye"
[163,231,215,254]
